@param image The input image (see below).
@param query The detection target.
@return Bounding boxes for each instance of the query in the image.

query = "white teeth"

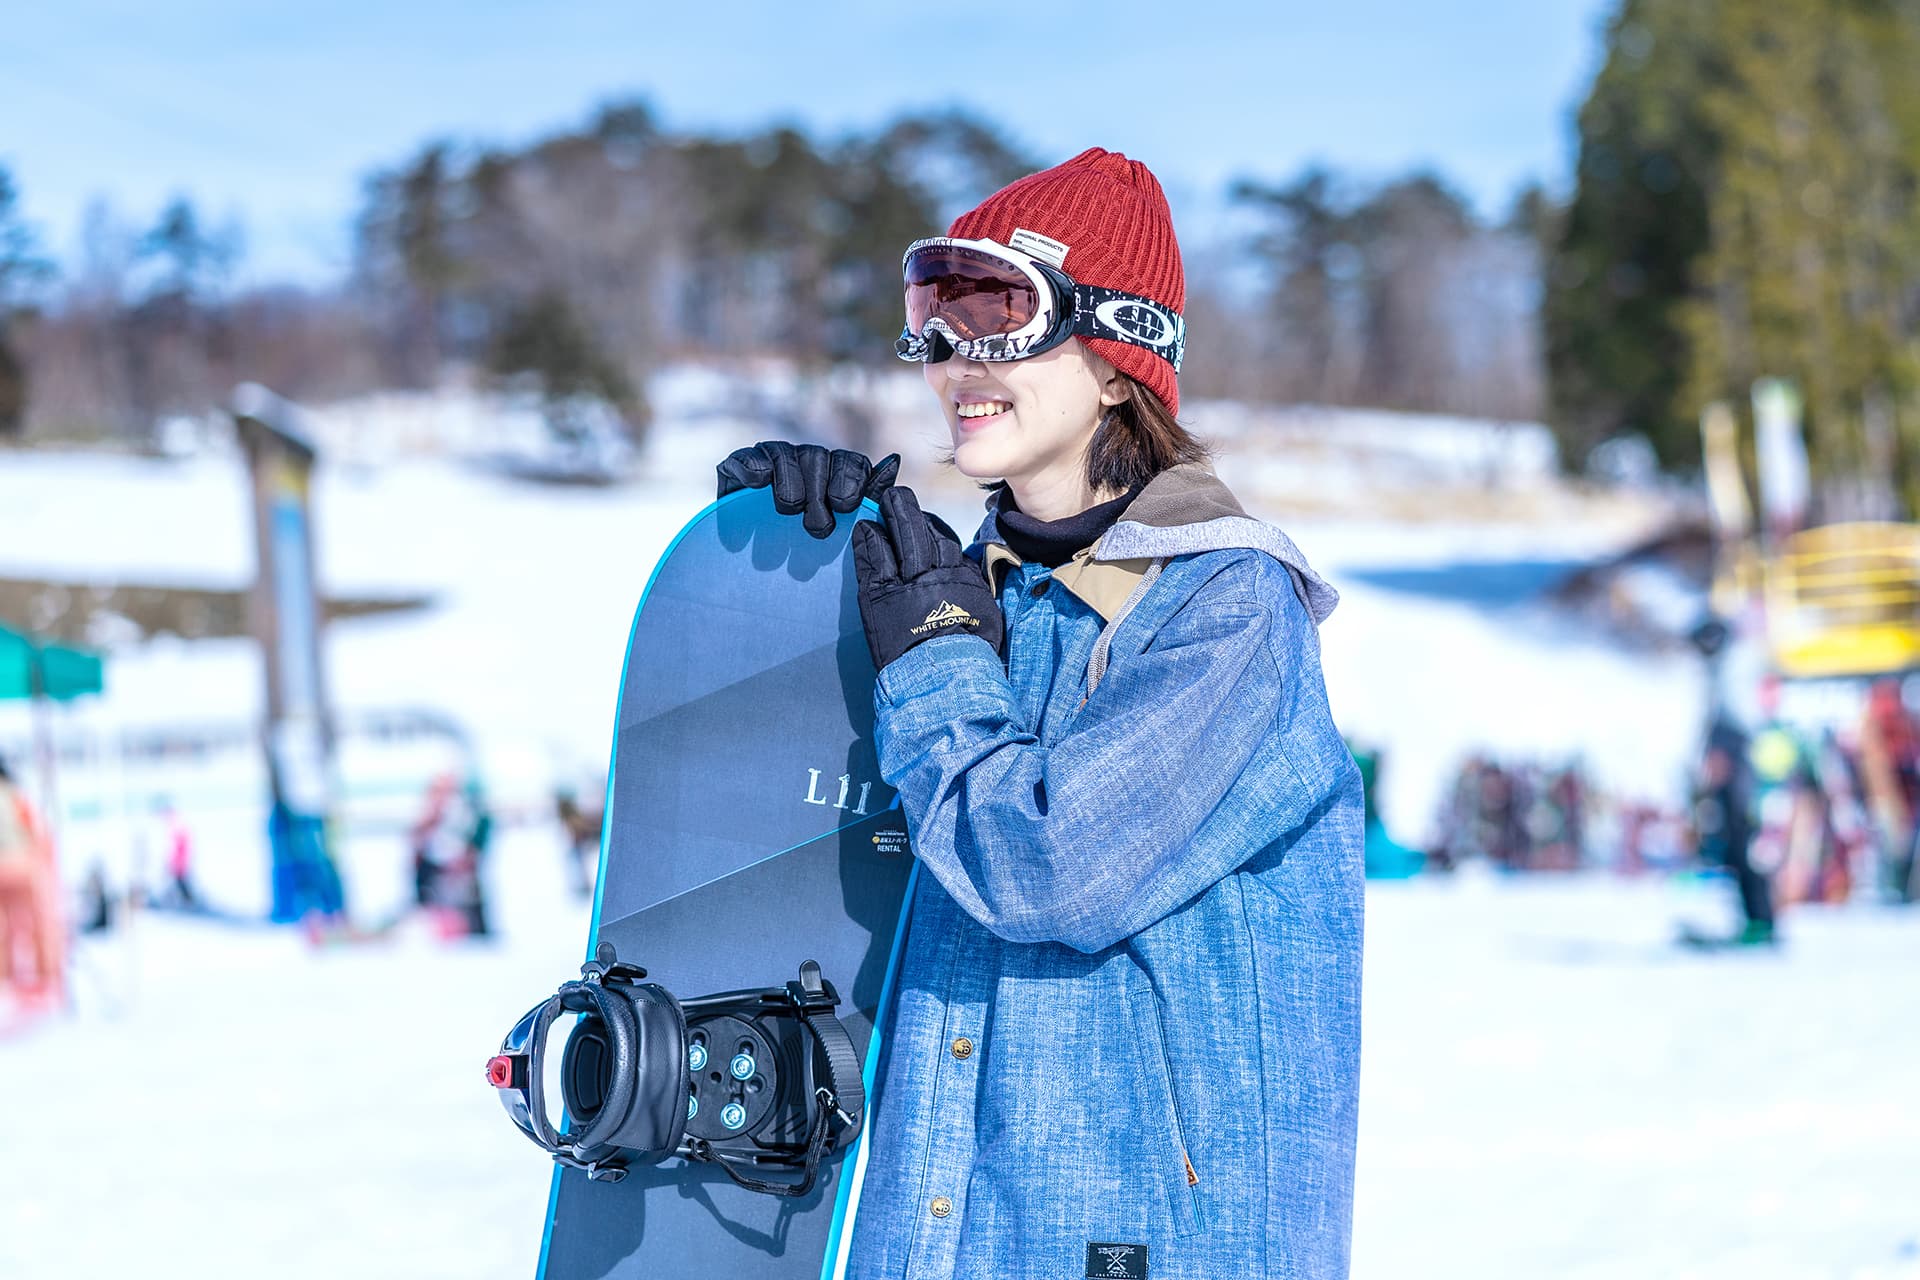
[956,402,1010,419]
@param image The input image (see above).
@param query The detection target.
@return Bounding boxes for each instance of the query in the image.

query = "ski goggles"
[896,236,1186,370]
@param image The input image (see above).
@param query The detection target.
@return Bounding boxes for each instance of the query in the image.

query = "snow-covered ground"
[1358,871,1920,1280]
[5,379,1909,1277]
[3,841,1916,1279]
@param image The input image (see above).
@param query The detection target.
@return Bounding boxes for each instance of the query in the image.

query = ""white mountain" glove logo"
[910,600,980,636]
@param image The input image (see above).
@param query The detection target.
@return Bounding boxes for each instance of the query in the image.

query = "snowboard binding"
[487,942,866,1197]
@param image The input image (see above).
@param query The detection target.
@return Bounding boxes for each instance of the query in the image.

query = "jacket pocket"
[1122,975,1204,1238]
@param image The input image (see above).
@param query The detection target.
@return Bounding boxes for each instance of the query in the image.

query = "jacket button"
[1030,579,1049,598]
[930,1195,953,1218]
[951,1036,974,1060]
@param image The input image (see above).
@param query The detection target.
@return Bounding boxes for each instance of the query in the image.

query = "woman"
[719,149,1363,1279]
[0,756,63,1002]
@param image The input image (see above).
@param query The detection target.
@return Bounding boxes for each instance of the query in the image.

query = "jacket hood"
[973,463,1339,625]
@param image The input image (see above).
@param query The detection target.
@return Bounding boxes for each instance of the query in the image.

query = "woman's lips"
[956,400,1011,432]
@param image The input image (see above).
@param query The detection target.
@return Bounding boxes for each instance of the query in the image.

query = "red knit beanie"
[948,147,1185,414]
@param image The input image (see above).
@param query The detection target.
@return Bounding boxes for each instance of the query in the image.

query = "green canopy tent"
[0,623,105,848]
[0,623,105,702]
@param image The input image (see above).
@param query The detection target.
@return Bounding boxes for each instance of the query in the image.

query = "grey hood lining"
[1098,515,1339,625]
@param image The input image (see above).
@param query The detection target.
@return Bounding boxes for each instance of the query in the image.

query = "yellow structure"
[1765,522,1920,678]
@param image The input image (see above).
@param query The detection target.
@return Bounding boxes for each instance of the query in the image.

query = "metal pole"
[28,652,59,859]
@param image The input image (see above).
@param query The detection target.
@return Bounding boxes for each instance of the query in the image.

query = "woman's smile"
[955,398,1012,427]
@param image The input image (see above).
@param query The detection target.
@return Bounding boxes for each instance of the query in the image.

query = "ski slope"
[1,389,1910,1277]
[2,844,1916,1279]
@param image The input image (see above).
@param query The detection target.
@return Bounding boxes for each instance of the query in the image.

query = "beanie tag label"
[1008,228,1070,269]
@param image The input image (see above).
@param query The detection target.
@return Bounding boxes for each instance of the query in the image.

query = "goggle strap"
[1069,284,1186,373]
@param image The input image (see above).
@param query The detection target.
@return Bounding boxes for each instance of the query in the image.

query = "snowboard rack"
[488,943,867,1197]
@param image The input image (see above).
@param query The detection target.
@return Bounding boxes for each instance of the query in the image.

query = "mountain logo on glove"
[911,600,981,636]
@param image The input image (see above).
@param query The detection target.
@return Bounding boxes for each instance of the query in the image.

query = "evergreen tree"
[350,103,1036,402]
[487,290,633,409]
[136,196,237,306]
[121,195,241,426]
[1233,168,1535,414]
[1349,173,1477,408]
[1233,168,1362,401]
[1679,0,1920,507]
[0,166,53,437]
[1545,0,1722,469]
[1551,0,1920,507]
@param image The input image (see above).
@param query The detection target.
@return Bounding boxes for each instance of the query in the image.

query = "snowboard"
[535,487,917,1280]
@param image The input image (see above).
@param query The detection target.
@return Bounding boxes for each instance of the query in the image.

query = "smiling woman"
[933,342,1124,519]
[932,343,1209,522]
[716,147,1363,1280]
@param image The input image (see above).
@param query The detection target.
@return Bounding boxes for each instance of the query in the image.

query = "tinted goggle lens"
[903,246,1042,341]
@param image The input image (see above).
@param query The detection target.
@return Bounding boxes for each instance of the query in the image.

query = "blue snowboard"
[536,488,917,1279]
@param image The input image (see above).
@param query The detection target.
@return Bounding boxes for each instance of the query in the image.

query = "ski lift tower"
[232,383,345,922]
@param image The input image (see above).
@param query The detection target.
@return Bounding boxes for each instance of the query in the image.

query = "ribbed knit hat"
[948,147,1185,413]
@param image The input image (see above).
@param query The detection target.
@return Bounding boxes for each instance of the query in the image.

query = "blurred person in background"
[268,761,347,927]
[77,861,115,935]
[1693,714,1774,946]
[410,771,494,938]
[554,786,601,899]
[716,148,1362,1279]
[409,773,454,912]
[462,777,495,936]
[1748,673,1822,908]
[155,798,200,911]
[1807,727,1868,903]
[1438,755,1522,867]
[1858,678,1920,902]
[0,754,64,1005]
[1511,762,1586,871]
[1352,741,1425,878]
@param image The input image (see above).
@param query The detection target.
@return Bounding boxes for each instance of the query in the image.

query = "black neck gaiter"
[995,486,1142,569]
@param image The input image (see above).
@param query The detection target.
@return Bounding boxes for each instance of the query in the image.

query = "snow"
[1356,871,1920,1280]
[4,848,1917,1278]
[2,381,1910,1276]
[0,834,589,1280]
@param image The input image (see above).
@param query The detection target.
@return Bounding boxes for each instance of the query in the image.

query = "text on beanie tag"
[1007,228,1070,269]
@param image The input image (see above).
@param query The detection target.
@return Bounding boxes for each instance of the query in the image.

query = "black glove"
[852,487,1005,671]
[716,441,900,539]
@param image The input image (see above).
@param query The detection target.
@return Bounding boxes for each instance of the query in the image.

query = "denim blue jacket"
[847,466,1365,1280]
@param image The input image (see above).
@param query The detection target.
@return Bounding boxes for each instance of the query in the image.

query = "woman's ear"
[1092,351,1130,408]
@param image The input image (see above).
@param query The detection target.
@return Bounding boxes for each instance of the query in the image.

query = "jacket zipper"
[1141,982,1200,1192]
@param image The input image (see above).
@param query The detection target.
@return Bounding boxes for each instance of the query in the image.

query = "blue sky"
[1,0,1617,285]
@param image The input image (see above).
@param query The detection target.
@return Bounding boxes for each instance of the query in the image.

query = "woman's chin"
[950,438,1009,481]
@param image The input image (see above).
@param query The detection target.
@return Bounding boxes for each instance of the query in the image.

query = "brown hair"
[1084,376,1208,495]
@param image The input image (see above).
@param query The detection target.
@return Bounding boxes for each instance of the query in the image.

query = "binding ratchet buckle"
[487,943,866,1197]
